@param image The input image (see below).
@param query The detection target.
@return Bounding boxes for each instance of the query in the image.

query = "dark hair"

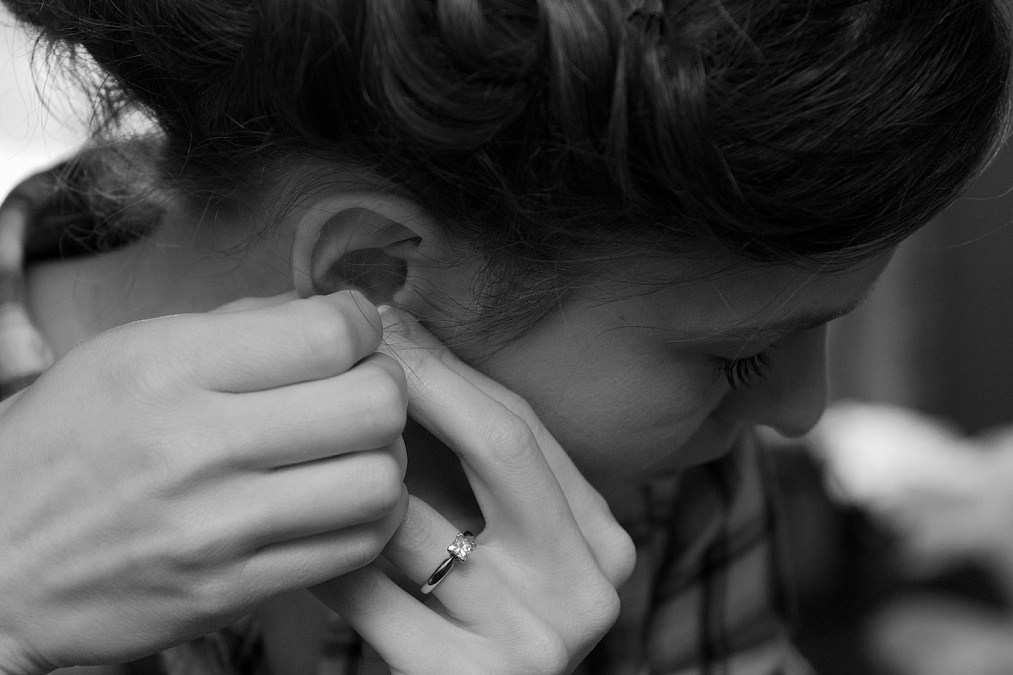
[5,0,1013,320]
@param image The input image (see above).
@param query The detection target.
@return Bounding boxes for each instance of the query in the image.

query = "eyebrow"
[701,296,870,342]
[651,272,883,347]
[676,277,883,342]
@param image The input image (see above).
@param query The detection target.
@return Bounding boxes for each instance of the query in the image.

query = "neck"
[25,196,292,357]
[23,196,648,535]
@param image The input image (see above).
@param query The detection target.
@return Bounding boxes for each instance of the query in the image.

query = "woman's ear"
[290,194,434,305]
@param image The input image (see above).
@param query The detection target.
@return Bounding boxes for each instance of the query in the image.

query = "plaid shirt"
[0,161,816,675]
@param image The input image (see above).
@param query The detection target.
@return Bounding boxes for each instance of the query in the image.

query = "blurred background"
[1,11,87,197]
[777,130,1013,673]
[5,6,1013,675]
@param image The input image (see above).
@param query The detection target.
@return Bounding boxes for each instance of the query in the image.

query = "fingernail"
[376,304,400,332]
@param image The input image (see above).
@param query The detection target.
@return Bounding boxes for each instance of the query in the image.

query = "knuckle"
[502,391,539,423]
[606,525,638,586]
[149,537,217,606]
[170,514,234,566]
[358,453,406,513]
[129,401,231,479]
[369,352,409,390]
[297,297,359,360]
[125,428,180,476]
[580,493,638,587]
[359,368,409,436]
[339,530,387,571]
[515,627,570,675]
[90,327,179,401]
[377,488,410,538]
[506,578,617,674]
[593,518,637,587]
[583,578,622,636]
[480,412,538,465]
[184,412,246,470]
[190,573,239,619]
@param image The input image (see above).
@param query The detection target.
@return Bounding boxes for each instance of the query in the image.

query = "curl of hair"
[5,1,1011,665]
[5,0,1013,305]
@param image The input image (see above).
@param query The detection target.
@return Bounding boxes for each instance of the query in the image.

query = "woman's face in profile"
[451,254,891,486]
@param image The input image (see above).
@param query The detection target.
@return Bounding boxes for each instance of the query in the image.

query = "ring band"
[420,531,476,594]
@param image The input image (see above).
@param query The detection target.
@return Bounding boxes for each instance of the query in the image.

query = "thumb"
[210,291,300,314]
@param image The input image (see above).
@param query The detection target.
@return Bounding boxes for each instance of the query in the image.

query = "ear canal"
[296,205,423,302]
[312,247,409,304]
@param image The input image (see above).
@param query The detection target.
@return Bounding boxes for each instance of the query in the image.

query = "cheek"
[547,375,719,473]
[485,345,725,477]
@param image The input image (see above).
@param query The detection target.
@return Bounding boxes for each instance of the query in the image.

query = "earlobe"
[291,198,427,304]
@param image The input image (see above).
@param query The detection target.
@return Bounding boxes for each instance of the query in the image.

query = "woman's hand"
[0,292,409,674]
[312,308,637,675]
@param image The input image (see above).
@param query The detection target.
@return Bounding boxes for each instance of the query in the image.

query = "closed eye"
[714,349,773,390]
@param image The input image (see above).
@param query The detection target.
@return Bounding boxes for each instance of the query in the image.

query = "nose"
[716,327,829,437]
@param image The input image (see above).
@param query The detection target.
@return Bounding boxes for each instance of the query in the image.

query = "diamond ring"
[420,531,476,594]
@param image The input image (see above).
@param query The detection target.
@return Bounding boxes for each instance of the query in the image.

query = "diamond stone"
[448,533,476,562]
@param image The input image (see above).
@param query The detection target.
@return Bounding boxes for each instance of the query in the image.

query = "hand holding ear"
[312,308,636,675]
[0,289,409,673]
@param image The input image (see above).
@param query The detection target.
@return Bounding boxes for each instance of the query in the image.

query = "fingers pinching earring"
[420,531,476,595]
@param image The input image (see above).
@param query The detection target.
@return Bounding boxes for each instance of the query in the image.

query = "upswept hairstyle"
[4,0,1013,287]
[2,2,1011,669]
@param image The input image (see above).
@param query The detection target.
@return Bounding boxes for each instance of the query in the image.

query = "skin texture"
[24,186,889,493]
[315,258,890,674]
[5,176,891,674]
[461,258,889,484]
[0,291,411,674]
[313,307,638,674]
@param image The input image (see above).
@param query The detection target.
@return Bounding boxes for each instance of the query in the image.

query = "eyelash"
[716,350,773,390]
